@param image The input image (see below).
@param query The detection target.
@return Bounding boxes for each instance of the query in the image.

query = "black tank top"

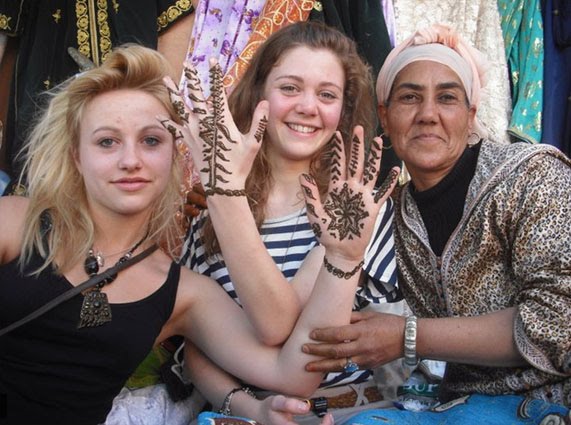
[0,250,180,425]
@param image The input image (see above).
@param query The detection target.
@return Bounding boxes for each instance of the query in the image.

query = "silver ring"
[343,357,359,373]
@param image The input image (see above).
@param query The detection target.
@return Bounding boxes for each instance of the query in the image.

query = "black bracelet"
[204,187,247,197]
[323,257,364,279]
[218,386,256,416]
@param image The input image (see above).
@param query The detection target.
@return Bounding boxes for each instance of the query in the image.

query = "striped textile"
[180,197,401,388]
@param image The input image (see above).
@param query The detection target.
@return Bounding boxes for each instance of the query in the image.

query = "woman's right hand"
[161,59,269,197]
[253,395,333,425]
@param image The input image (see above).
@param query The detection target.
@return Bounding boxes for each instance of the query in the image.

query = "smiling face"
[379,61,476,191]
[75,89,174,220]
[262,46,345,167]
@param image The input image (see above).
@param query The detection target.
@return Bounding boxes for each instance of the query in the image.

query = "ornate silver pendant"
[77,289,112,328]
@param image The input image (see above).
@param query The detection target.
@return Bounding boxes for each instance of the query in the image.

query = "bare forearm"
[207,195,302,345]
[418,307,526,367]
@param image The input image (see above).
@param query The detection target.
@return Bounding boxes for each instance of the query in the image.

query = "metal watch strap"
[404,315,419,367]
[219,386,256,416]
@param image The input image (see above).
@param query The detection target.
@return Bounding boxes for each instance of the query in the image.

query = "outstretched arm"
[162,59,300,345]
[170,124,399,396]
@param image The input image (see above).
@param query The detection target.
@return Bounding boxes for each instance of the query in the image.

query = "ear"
[467,105,477,131]
[72,145,82,175]
[377,104,389,136]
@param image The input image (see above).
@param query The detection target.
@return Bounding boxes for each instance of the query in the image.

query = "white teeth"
[288,123,316,133]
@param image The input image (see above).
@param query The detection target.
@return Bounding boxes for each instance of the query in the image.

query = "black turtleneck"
[409,142,482,256]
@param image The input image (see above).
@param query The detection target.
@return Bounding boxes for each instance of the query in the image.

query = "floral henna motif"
[324,183,369,241]
[374,168,399,203]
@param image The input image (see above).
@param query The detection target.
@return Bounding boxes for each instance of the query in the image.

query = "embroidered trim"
[75,0,111,66]
[0,14,11,31]
[157,0,194,32]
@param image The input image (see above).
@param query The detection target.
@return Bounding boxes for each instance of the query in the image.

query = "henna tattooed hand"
[300,127,400,264]
[160,58,269,197]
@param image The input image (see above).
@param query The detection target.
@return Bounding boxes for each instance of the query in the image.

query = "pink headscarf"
[376,24,489,136]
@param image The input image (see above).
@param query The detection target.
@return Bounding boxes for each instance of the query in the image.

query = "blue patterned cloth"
[347,394,569,425]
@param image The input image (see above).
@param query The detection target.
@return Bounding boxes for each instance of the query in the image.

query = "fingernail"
[302,345,309,353]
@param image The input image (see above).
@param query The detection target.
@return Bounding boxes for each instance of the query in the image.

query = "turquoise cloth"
[498,0,544,143]
[347,394,569,425]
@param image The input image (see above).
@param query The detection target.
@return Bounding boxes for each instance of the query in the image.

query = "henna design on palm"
[348,135,360,178]
[374,168,399,203]
[196,63,240,195]
[166,84,189,123]
[160,119,184,140]
[311,223,322,238]
[363,138,381,186]
[301,174,318,201]
[324,183,369,241]
[184,66,208,115]
[329,133,343,182]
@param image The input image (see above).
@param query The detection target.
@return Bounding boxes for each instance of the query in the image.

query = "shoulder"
[0,196,29,264]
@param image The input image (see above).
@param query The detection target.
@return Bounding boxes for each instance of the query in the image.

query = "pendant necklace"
[78,232,148,329]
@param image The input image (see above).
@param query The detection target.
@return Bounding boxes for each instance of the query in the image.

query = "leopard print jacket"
[393,139,571,407]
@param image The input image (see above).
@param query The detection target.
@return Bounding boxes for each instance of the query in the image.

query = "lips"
[112,178,151,191]
[287,123,318,134]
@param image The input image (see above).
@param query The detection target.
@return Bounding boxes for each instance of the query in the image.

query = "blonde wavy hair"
[202,21,376,255]
[19,44,185,274]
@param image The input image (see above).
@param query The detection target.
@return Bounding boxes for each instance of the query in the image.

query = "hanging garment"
[392,0,512,143]
[0,0,194,180]
[498,0,544,143]
[179,0,267,98]
[541,0,571,154]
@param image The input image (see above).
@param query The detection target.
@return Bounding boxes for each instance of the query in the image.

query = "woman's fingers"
[374,167,400,204]
[346,126,365,182]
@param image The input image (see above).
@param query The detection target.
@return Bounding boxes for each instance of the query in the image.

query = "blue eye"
[143,136,161,146]
[98,138,116,147]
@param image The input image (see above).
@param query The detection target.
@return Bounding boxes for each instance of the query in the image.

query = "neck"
[267,158,309,218]
[90,209,152,255]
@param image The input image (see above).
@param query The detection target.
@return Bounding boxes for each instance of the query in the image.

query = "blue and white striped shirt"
[180,197,400,388]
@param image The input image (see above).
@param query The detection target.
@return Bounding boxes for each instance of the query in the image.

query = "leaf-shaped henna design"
[324,183,369,241]
[306,203,318,218]
[197,62,240,195]
[329,133,343,182]
[300,174,318,201]
[363,138,381,186]
[374,168,399,203]
[254,116,268,143]
[312,223,322,238]
[348,135,360,178]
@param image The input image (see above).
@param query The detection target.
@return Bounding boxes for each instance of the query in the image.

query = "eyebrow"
[275,75,343,91]
[394,81,464,91]
[92,124,166,135]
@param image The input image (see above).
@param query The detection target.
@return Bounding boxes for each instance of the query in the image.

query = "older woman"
[302,24,571,417]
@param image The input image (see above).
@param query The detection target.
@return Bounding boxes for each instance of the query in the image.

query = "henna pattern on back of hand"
[329,133,343,182]
[374,168,399,203]
[363,138,381,186]
[348,135,360,178]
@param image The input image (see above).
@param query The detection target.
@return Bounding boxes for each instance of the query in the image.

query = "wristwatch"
[404,315,419,367]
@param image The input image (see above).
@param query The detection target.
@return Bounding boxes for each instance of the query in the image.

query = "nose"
[118,141,142,171]
[416,98,438,124]
[295,92,318,115]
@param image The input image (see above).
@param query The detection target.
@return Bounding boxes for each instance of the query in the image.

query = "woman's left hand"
[160,58,269,197]
[299,126,399,264]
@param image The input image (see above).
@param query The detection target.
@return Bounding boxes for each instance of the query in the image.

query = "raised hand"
[299,126,400,272]
[160,58,269,197]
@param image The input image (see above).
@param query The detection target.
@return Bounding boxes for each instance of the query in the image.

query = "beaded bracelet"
[323,257,364,280]
[218,386,257,416]
[204,187,247,197]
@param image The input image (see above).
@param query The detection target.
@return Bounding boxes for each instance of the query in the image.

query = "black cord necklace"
[78,232,148,328]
